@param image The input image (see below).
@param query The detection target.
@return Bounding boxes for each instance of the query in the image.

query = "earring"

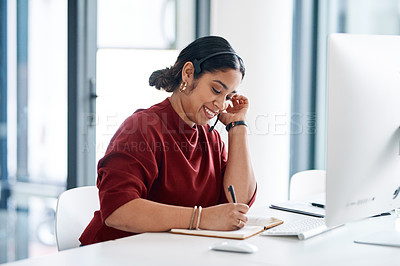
[179,82,187,92]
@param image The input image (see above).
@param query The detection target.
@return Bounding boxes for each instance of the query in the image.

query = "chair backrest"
[289,170,326,200]
[55,186,99,251]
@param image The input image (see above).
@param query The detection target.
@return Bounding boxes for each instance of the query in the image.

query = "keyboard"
[261,217,341,240]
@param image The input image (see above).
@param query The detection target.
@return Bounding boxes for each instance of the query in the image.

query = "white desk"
[4,206,399,266]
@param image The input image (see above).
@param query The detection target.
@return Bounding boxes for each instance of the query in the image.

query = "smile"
[203,106,218,119]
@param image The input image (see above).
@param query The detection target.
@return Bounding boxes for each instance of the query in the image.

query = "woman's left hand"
[219,94,249,125]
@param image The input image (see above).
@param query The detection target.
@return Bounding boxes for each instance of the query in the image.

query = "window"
[1,0,67,262]
[0,0,205,262]
[96,0,196,163]
[291,0,400,174]
[314,0,400,169]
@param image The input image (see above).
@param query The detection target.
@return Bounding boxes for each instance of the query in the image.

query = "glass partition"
[314,0,400,169]
[95,0,195,162]
[1,0,67,263]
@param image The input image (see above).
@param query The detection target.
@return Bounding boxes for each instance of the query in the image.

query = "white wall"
[211,0,293,206]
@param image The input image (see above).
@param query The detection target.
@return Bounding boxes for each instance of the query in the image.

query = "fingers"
[236,219,245,228]
[231,203,249,229]
[225,95,249,114]
[201,203,250,231]
[235,203,249,214]
[234,213,248,229]
[230,94,249,107]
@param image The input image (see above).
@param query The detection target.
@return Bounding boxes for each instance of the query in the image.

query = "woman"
[79,36,257,245]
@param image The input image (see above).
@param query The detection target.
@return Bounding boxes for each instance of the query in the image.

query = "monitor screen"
[325,33,400,228]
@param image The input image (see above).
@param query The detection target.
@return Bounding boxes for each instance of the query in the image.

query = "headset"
[209,114,220,132]
[193,51,241,74]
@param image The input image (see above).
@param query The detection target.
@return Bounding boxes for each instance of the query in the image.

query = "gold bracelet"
[189,206,197,230]
[195,206,202,230]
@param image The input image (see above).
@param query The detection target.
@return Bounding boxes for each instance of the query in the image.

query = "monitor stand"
[354,230,400,248]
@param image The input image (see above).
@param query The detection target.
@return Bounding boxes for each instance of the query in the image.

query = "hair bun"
[148,68,175,92]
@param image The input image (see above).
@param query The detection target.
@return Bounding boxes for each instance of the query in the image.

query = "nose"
[213,95,229,112]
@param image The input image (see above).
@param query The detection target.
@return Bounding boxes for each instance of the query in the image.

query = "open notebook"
[170,216,283,240]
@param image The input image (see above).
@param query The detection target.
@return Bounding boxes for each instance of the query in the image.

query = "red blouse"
[79,98,255,245]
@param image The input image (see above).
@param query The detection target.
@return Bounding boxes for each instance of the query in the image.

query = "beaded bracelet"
[189,206,197,230]
[225,121,248,132]
[195,206,202,230]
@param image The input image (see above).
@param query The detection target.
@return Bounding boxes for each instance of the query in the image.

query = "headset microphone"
[209,114,220,132]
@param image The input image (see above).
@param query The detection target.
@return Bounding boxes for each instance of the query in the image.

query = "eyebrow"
[212,80,237,94]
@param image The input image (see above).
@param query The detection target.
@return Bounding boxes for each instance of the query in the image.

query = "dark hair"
[149,36,245,92]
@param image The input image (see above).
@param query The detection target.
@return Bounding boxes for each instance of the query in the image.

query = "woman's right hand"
[200,203,249,231]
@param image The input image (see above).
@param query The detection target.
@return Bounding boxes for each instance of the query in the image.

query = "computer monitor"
[325,33,400,228]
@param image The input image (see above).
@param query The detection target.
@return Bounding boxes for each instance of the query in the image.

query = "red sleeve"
[247,184,257,207]
[96,114,159,223]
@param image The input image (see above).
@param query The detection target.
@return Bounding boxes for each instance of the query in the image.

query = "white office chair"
[289,170,326,200]
[55,186,100,251]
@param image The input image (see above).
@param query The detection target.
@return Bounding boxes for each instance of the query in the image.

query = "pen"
[371,212,391,218]
[228,185,237,203]
[311,202,325,209]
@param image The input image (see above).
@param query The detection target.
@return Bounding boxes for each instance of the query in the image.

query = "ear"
[181,62,195,83]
